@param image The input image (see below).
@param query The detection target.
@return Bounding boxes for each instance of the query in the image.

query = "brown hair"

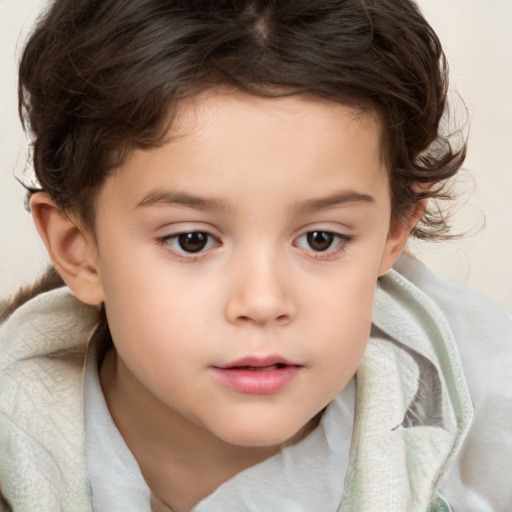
[9,0,466,313]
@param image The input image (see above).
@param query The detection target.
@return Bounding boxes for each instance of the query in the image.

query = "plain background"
[1,0,511,312]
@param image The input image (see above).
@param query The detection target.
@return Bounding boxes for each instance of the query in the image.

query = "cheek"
[303,258,378,326]
[301,260,378,374]
[99,250,216,359]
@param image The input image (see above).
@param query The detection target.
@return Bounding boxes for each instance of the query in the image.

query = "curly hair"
[19,0,465,239]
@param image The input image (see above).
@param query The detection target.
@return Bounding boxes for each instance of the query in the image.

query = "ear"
[30,193,105,305]
[378,200,426,276]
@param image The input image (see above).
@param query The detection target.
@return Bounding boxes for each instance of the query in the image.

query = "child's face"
[91,90,407,448]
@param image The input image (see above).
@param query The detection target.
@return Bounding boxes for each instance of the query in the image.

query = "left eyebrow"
[135,189,231,212]
[293,190,375,214]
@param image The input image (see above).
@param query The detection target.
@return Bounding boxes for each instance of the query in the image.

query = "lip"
[211,355,303,395]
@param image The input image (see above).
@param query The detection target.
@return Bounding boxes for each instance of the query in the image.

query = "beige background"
[1,0,511,311]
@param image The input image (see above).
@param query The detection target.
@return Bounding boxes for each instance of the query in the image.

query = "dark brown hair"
[8,0,466,314]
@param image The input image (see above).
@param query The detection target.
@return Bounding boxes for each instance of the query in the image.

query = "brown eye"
[306,231,334,251]
[177,232,210,253]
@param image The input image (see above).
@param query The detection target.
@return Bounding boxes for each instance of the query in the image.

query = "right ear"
[30,193,105,305]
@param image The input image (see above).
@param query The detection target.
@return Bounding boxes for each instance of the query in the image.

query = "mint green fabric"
[428,494,453,512]
[339,270,473,511]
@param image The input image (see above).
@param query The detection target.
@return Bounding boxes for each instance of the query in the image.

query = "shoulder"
[395,253,512,512]
[0,286,99,412]
[0,287,98,365]
[0,288,97,510]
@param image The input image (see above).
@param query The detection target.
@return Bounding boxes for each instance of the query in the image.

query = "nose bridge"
[225,242,295,326]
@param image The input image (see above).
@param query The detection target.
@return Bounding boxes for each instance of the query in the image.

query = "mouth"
[228,363,289,371]
[216,355,299,369]
[211,356,302,395]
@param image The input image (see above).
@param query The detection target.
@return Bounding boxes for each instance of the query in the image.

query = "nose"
[224,251,296,327]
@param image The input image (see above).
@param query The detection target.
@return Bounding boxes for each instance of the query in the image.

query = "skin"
[32,89,417,511]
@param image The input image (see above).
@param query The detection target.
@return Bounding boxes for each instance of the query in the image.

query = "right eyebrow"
[135,189,232,212]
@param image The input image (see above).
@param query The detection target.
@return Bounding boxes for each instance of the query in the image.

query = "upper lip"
[214,355,300,369]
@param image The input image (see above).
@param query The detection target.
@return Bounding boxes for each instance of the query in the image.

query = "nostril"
[234,313,290,325]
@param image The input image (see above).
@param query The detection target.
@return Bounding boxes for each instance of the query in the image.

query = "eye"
[163,231,218,254]
[294,230,351,255]
[305,231,335,251]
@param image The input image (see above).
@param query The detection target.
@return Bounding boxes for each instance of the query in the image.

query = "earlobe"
[378,200,426,276]
[30,193,105,305]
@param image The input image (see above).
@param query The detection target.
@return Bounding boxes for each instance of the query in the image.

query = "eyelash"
[158,230,352,261]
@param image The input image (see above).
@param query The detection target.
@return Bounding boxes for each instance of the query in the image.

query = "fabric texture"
[0,291,98,511]
[85,341,151,511]
[395,255,512,512]
[0,254,510,511]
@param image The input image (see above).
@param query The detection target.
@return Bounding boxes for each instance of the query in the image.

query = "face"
[91,90,407,448]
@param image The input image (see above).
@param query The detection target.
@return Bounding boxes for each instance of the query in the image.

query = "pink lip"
[211,356,302,395]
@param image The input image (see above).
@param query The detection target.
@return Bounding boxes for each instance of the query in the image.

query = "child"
[1,0,511,511]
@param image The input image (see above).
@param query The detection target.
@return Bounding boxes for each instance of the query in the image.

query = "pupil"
[178,232,208,253]
[307,231,334,251]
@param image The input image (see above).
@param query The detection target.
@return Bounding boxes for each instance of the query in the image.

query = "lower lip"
[210,365,301,395]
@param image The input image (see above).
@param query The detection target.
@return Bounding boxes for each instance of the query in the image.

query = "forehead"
[170,88,384,156]
[97,89,389,217]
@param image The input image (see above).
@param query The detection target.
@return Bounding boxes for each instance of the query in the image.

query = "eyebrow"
[294,190,375,214]
[135,189,231,211]
[135,188,375,213]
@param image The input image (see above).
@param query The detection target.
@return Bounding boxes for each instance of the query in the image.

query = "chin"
[212,417,313,449]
